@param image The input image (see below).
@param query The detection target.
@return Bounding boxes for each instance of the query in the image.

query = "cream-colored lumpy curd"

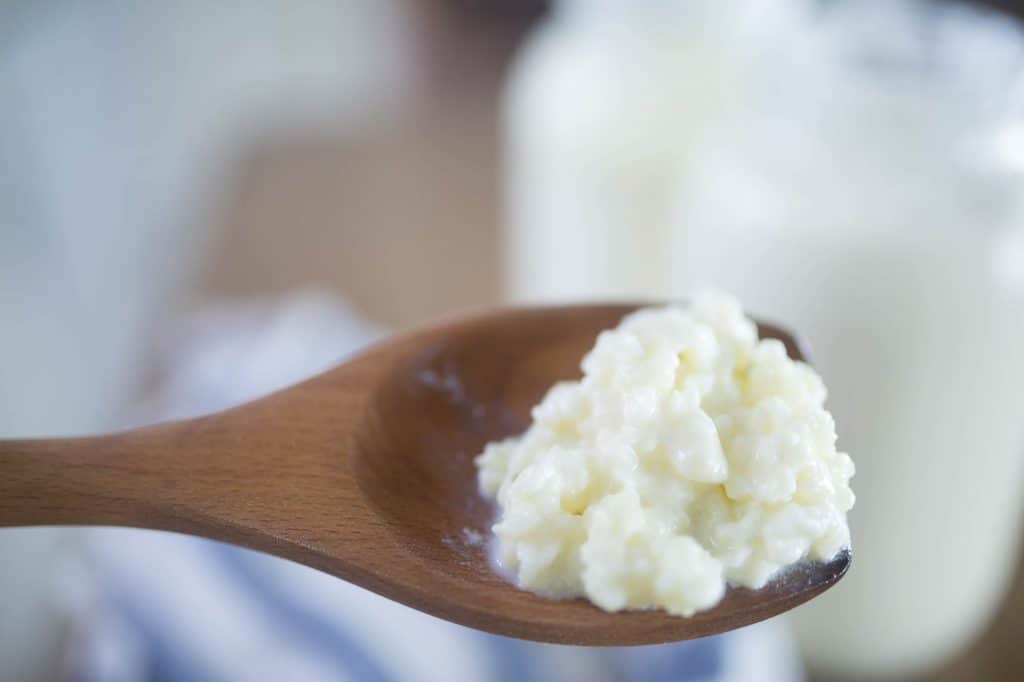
[475,292,855,616]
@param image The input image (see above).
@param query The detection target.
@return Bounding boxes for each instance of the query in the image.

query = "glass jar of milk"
[502,0,811,302]
[678,2,1024,677]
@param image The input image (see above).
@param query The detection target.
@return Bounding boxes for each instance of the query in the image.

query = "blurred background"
[3,0,1024,680]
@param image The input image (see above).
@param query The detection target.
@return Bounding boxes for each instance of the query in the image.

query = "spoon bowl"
[0,303,849,645]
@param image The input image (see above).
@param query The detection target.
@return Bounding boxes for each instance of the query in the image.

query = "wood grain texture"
[0,304,849,645]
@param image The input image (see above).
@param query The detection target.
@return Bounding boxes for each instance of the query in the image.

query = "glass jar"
[501,0,811,302]
[677,1,1024,676]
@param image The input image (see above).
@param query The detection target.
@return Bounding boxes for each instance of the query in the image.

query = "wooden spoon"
[0,303,849,645]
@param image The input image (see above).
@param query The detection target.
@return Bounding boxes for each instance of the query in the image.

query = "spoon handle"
[0,416,240,532]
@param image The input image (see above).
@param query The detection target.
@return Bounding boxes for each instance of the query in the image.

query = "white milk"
[502,0,809,302]
[502,0,1024,674]
[683,217,1024,675]
[674,3,1024,673]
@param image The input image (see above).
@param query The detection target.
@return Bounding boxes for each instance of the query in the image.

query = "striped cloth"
[59,291,802,682]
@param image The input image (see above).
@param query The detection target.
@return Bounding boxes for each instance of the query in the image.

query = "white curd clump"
[475,292,854,616]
